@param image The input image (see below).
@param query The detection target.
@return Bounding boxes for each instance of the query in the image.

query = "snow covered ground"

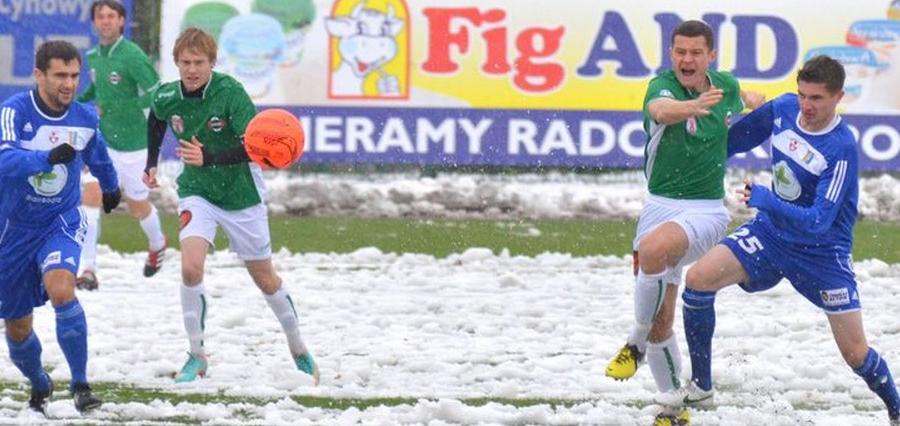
[0,170,899,425]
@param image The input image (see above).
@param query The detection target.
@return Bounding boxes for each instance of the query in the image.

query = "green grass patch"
[98,214,900,263]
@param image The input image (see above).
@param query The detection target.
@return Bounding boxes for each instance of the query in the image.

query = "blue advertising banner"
[282,106,900,172]
[0,0,134,100]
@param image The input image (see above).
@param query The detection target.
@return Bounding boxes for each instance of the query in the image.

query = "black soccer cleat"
[71,383,102,413]
[28,373,53,416]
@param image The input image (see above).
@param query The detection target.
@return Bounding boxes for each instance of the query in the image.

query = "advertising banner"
[0,0,134,100]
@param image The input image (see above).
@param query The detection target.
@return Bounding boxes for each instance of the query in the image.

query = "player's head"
[796,55,845,130]
[33,40,82,112]
[173,27,217,92]
[91,0,127,44]
[670,20,716,92]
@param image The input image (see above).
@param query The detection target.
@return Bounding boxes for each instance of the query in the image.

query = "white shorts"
[107,148,151,201]
[633,194,729,284]
[178,196,272,261]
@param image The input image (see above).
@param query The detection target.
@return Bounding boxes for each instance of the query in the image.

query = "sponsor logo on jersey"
[686,116,697,134]
[820,288,850,307]
[65,256,76,266]
[23,122,32,132]
[108,71,121,85]
[29,165,69,197]
[773,160,802,201]
[42,251,62,270]
[774,117,782,128]
[207,116,226,133]
[172,115,184,134]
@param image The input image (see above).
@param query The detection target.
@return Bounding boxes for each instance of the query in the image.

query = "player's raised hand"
[692,87,724,116]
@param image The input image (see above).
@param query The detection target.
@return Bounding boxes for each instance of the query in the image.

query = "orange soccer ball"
[244,108,305,169]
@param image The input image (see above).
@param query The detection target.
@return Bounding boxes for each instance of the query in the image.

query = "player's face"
[93,5,124,45]
[797,80,843,131]
[34,58,80,112]
[176,49,213,92]
[670,35,716,91]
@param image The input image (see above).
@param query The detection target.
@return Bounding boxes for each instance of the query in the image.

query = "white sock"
[80,206,101,273]
[647,334,683,392]
[264,286,307,355]
[140,205,166,250]
[180,283,207,355]
[627,268,668,354]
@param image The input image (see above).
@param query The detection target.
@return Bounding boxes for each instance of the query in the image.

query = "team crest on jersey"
[49,131,59,144]
[773,160,802,201]
[207,116,226,133]
[108,71,121,85]
[172,115,184,134]
[686,116,698,134]
[725,111,733,126]
[659,89,674,99]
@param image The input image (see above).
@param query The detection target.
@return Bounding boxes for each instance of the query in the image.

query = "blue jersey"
[0,90,118,225]
[728,93,858,252]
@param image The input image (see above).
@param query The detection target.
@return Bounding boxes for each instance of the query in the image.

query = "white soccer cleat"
[655,382,715,408]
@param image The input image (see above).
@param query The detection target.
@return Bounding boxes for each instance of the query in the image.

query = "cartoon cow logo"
[325,0,409,99]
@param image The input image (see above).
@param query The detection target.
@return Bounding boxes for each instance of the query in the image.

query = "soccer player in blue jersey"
[0,40,121,416]
[656,55,900,425]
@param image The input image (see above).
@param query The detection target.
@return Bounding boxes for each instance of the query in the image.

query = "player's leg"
[608,199,690,380]
[828,311,900,422]
[223,203,319,385]
[41,215,101,412]
[1,227,53,414]
[174,197,217,383]
[108,148,168,277]
[78,170,101,290]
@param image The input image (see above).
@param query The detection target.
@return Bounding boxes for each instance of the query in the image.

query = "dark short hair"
[672,20,715,51]
[91,0,127,34]
[797,55,845,93]
[35,40,82,72]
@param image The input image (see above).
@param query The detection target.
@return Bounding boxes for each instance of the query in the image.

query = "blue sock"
[682,288,717,391]
[55,299,89,387]
[6,332,50,392]
[853,348,900,420]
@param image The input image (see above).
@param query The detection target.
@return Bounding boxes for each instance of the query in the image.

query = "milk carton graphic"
[889,0,900,20]
[180,2,239,71]
[218,13,286,98]
[804,46,884,106]
[325,0,410,99]
[251,0,317,67]
[846,20,900,62]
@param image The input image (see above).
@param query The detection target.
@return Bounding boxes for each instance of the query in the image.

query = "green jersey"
[78,36,159,152]
[150,72,261,210]
[641,70,744,200]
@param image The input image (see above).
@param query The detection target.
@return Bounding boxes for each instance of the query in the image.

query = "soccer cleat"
[28,373,53,416]
[71,383,102,413]
[143,238,168,277]
[652,408,690,426]
[655,382,715,408]
[175,352,208,383]
[605,343,644,380]
[75,270,99,291]
[294,352,320,386]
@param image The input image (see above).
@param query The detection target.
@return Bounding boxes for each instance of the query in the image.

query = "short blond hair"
[173,27,217,64]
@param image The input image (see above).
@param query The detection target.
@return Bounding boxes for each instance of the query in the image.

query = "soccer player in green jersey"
[603,20,764,426]
[77,0,168,289]
[143,27,318,385]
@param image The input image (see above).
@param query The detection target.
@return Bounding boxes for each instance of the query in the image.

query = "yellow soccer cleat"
[605,343,644,380]
[652,408,690,426]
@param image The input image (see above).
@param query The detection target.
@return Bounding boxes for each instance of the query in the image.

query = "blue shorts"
[0,208,85,320]
[722,219,860,313]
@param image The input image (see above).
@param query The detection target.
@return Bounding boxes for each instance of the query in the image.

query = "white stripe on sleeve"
[826,160,847,202]
[1,107,14,141]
